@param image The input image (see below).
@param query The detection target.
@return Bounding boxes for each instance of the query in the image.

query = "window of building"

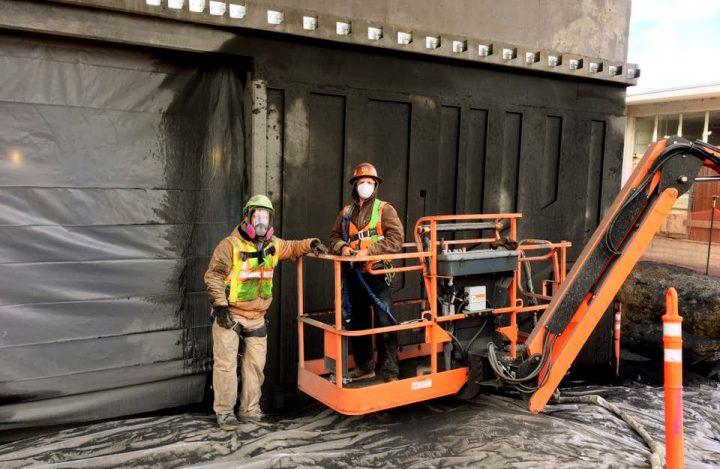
[657,114,679,138]
[682,112,705,141]
[634,116,655,159]
[708,111,720,146]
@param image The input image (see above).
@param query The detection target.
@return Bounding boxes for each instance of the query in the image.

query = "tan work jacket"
[204,226,317,319]
[329,188,404,256]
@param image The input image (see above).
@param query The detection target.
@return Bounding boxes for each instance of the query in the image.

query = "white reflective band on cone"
[663,323,682,337]
[614,324,621,331]
[614,313,621,320]
[664,349,682,363]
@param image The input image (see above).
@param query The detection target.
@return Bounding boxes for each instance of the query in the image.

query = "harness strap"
[348,228,384,242]
[241,324,268,338]
[238,245,276,261]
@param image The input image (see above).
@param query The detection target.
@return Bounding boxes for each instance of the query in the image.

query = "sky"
[627,0,720,94]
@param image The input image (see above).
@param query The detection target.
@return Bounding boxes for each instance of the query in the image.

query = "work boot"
[239,411,276,424]
[217,413,242,431]
[348,366,375,381]
[380,357,399,382]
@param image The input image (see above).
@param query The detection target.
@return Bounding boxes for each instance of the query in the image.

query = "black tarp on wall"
[0,34,247,430]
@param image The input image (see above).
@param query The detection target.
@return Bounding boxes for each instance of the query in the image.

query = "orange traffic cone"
[663,287,684,469]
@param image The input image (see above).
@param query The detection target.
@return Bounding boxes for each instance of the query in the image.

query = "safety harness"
[231,322,268,356]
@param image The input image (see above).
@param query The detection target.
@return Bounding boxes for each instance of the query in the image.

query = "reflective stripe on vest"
[237,270,274,280]
[224,236,279,303]
[345,199,386,251]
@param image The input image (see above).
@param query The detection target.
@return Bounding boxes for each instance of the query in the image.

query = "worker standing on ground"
[330,163,404,382]
[204,194,327,431]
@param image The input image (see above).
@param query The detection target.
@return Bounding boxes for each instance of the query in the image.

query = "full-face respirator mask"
[243,207,274,241]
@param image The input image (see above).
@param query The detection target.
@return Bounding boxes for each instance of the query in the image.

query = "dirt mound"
[618,261,720,378]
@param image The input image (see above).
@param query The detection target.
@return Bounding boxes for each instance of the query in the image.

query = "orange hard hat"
[349,162,383,184]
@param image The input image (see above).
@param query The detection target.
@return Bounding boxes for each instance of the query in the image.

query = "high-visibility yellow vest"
[224,236,279,303]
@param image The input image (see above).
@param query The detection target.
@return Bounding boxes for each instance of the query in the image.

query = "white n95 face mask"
[357,182,375,200]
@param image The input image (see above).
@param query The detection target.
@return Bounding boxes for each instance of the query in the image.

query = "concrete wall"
[261,0,632,62]
[40,0,637,85]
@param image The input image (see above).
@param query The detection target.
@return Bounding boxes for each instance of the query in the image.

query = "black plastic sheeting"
[0,35,246,429]
[0,381,718,468]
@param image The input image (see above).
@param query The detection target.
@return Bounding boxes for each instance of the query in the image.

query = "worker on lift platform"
[329,163,405,382]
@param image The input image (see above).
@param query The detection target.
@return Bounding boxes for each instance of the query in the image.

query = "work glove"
[490,236,519,251]
[211,306,234,329]
[310,239,329,255]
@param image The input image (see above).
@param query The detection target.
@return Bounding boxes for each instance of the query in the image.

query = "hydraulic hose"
[518,239,554,307]
[350,267,399,325]
[554,393,663,469]
[488,329,556,389]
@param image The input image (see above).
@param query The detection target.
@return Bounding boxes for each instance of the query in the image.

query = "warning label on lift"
[411,379,432,391]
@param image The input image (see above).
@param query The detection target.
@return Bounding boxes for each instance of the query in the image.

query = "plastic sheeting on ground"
[0,382,718,468]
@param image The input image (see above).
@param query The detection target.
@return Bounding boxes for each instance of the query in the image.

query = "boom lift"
[296,136,720,415]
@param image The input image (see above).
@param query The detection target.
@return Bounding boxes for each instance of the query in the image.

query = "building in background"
[624,84,720,273]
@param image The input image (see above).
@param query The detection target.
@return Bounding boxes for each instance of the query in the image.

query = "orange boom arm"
[516,136,720,413]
